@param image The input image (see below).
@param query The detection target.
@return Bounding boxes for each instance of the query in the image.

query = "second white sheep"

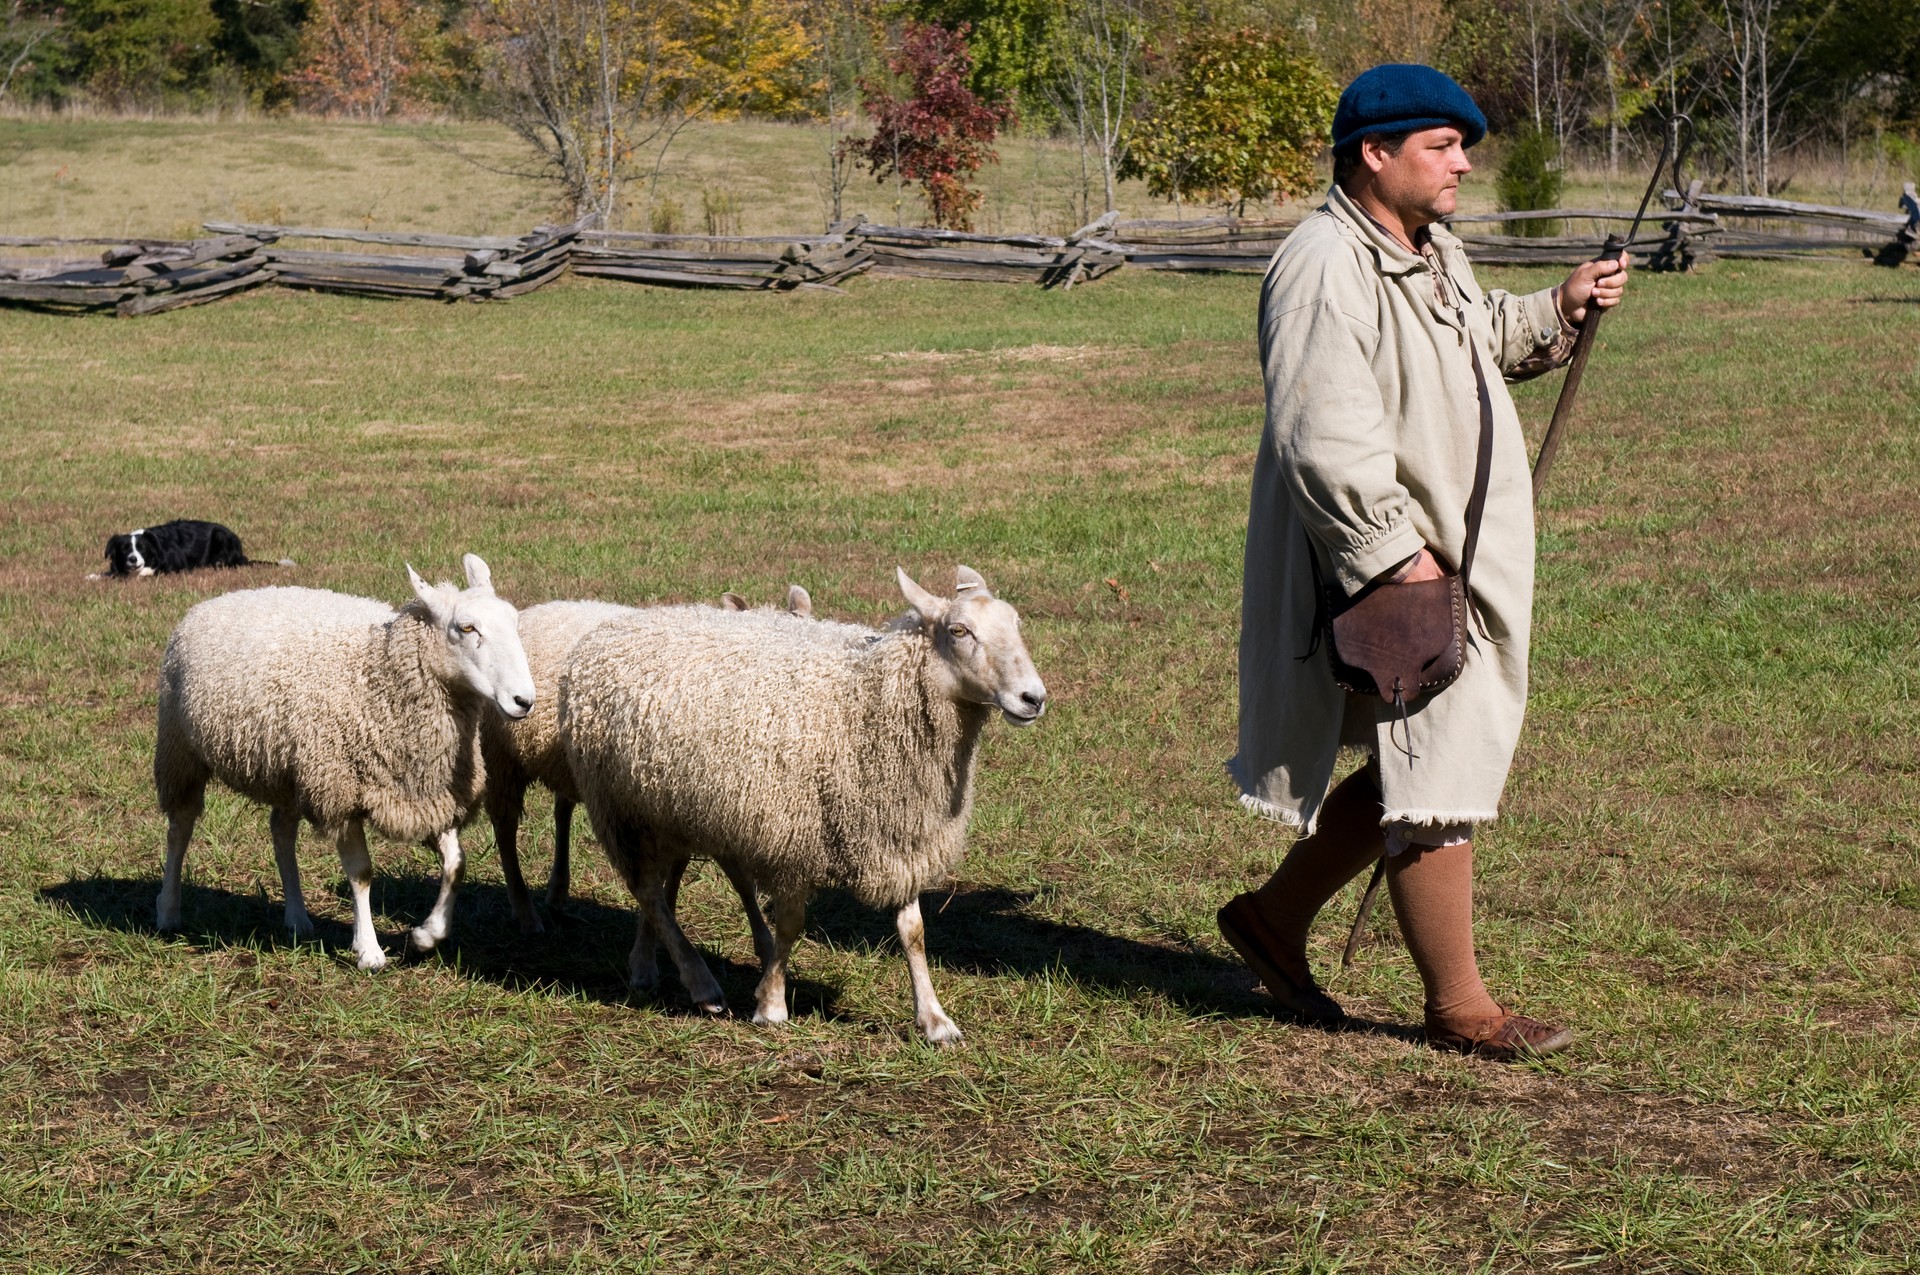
[561,566,1046,1043]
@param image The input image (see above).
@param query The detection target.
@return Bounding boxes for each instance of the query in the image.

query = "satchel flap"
[1330,577,1463,704]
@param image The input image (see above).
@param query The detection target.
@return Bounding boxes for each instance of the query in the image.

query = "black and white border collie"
[92,520,291,579]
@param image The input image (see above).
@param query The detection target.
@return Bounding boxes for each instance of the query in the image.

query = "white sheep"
[561,566,1046,1044]
[483,585,812,935]
[721,584,812,617]
[153,555,536,970]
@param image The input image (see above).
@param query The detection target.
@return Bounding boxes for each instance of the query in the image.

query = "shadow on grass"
[36,873,829,1018]
[39,873,1420,1043]
[806,883,1422,1043]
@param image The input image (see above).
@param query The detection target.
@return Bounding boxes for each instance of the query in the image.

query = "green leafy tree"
[1494,120,1563,236]
[63,0,219,101]
[2,0,65,101]
[1121,24,1337,215]
[210,0,309,103]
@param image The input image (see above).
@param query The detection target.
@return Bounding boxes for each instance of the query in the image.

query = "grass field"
[4,121,1920,1269]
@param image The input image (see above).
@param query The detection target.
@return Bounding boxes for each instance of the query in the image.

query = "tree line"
[3,0,1916,224]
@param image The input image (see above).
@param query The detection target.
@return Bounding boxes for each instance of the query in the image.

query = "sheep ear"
[954,565,990,598]
[896,566,942,622]
[786,584,812,618]
[721,592,748,612]
[462,553,494,594]
[407,564,442,614]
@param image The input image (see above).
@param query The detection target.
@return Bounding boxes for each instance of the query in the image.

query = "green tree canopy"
[64,0,220,100]
[1120,24,1338,214]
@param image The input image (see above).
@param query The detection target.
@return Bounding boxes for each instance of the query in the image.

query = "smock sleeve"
[1485,285,1575,382]
[1262,289,1425,596]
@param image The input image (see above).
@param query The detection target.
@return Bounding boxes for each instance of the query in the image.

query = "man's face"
[1366,126,1472,225]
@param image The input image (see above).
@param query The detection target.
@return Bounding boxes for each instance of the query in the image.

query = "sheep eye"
[457,623,476,635]
[948,624,969,640]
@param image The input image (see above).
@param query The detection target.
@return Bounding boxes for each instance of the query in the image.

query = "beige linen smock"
[1229,183,1571,835]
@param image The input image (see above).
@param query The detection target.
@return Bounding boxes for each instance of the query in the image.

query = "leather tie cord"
[1341,116,1692,970]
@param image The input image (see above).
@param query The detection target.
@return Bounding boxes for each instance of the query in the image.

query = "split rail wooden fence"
[1,182,1913,318]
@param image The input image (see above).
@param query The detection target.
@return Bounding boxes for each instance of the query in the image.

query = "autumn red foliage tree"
[287,0,437,120]
[848,21,1010,230]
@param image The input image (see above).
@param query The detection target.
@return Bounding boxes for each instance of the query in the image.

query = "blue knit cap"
[1332,64,1487,151]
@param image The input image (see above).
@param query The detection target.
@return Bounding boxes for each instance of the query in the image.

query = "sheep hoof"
[695,996,729,1017]
[155,909,180,934]
[628,969,660,994]
[285,912,316,941]
[515,911,545,937]
[920,1016,964,1047]
[409,926,440,953]
[752,1005,790,1027]
[355,947,388,973]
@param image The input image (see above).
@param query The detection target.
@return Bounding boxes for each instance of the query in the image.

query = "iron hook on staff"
[1529,112,1693,500]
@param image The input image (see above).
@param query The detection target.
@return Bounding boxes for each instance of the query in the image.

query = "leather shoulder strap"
[1458,340,1496,592]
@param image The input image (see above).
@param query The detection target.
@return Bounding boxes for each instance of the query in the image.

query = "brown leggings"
[1251,762,1502,1030]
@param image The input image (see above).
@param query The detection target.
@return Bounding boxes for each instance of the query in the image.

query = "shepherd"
[1219,64,1628,1061]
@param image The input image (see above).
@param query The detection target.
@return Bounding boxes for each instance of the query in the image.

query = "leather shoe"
[1426,1008,1573,1062]
[1217,893,1345,1026]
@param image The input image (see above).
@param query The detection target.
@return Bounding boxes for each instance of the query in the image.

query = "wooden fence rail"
[0,185,1911,317]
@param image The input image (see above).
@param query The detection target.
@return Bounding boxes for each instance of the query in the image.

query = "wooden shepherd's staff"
[1340,115,1694,971]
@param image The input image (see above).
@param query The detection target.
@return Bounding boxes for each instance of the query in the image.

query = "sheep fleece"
[483,599,635,802]
[563,607,989,909]
[156,586,486,841]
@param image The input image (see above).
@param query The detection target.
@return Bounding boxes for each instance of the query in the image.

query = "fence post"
[1651,179,1710,272]
[1873,183,1919,268]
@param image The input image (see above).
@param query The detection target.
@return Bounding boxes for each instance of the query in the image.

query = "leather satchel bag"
[1305,340,1496,739]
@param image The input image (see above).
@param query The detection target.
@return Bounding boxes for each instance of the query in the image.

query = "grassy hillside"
[6,113,1912,243]
[0,114,1194,240]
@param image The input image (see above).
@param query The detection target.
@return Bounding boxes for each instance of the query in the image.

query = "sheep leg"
[491,794,544,936]
[663,856,688,915]
[271,805,314,940]
[155,808,199,933]
[628,903,661,993]
[411,827,464,952]
[752,891,808,1027]
[896,898,962,1046]
[642,861,726,1015]
[626,856,684,991]
[336,820,386,972]
[546,797,574,910]
[718,860,776,972]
